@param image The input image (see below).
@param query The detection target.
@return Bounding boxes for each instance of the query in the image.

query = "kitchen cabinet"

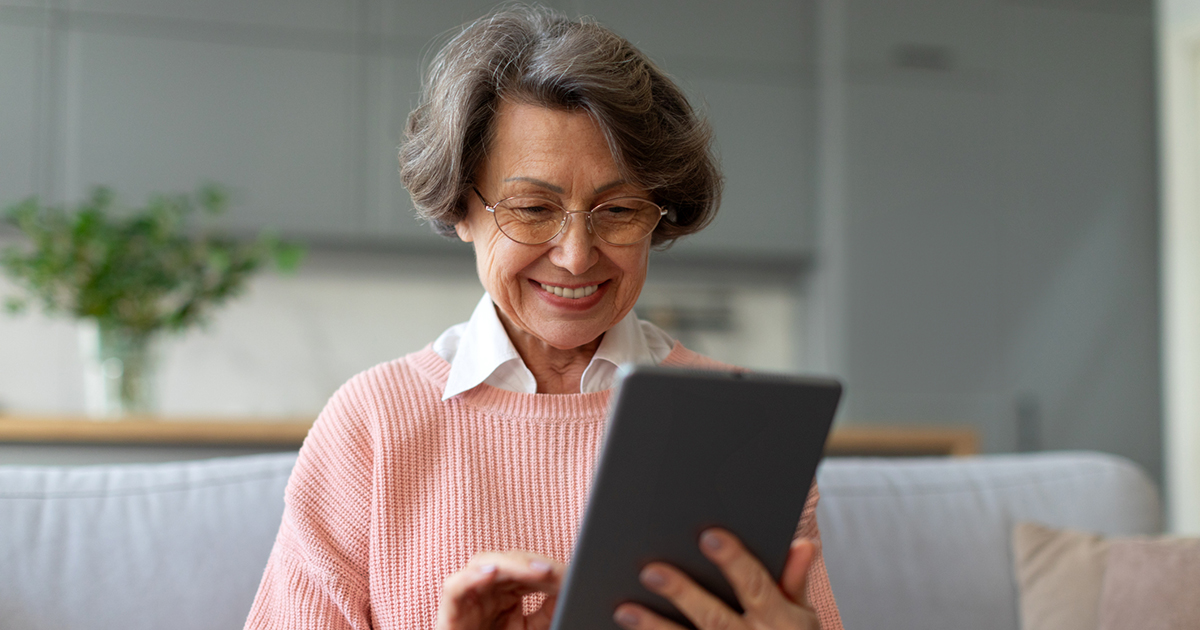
[0,0,821,258]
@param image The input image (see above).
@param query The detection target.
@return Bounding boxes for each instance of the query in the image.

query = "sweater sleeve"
[245,381,377,630]
[797,482,843,630]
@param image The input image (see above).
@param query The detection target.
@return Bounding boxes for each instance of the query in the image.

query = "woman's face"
[455,100,653,351]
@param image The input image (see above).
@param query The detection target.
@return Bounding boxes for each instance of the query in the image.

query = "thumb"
[781,537,815,606]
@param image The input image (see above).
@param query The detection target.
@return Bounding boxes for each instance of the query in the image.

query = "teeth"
[540,283,599,299]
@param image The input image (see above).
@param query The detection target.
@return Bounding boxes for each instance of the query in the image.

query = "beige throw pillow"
[1012,522,1109,630]
[1096,537,1200,630]
[1012,522,1200,630]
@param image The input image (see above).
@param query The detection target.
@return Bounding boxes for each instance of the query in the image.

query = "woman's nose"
[549,211,599,275]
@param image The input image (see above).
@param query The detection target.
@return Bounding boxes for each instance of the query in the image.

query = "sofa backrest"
[0,452,297,630]
[816,451,1162,630]
[0,451,1161,630]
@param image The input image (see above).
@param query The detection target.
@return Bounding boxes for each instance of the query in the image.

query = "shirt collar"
[438,294,532,400]
[435,293,671,399]
[579,307,655,392]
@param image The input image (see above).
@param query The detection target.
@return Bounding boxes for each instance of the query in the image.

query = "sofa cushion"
[1011,522,1200,630]
[1011,522,1109,630]
[1096,535,1200,629]
[0,452,296,630]
[816,451,1161,630]
[0,450,1161,630]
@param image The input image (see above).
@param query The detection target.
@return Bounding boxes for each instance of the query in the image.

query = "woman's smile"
[530,279,609,310]
[535,281,601,299]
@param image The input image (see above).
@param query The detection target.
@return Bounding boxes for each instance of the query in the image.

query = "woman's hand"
[435,550,565,630]
[612,530,820,630]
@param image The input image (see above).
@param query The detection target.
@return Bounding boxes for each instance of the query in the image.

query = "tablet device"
[549,366,842,630]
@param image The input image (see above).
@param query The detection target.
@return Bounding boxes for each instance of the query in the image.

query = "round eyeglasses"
[473,188,666,246]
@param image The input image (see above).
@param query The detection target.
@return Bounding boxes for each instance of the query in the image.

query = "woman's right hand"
[435,551,566,630]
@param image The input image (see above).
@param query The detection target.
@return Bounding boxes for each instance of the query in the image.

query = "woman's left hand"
[612,529,820,630]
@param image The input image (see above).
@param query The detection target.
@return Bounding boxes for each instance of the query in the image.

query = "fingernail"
[478,564,497,574]
[701,530,724,551]
[614,608,640,628]
[530,560,552,573]
[640,567,667,589]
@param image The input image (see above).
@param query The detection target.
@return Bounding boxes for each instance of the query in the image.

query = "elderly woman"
[246,6,841,630]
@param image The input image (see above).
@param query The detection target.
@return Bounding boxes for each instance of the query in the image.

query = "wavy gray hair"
[398,4,722,248]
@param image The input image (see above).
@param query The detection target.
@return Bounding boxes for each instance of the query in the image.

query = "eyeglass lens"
[492,197,663,245]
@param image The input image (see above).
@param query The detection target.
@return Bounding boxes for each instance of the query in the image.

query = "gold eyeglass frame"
[473,187,667,246]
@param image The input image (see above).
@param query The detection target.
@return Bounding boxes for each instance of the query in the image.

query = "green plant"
[1,185,304,337]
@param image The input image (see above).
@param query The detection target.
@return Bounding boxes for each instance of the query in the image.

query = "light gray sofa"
[0,451,1160,630]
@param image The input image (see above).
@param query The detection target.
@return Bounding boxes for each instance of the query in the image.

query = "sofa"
[0,451,1160,630]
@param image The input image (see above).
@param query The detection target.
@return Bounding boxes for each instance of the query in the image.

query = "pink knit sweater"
[246,344,843,630]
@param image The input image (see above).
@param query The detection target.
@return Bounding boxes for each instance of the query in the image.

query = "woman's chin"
[524,323,608,352]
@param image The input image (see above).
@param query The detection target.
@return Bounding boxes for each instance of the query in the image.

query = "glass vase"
[79,321,160,418]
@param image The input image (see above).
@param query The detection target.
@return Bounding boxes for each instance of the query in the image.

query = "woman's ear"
[454,218,474,243]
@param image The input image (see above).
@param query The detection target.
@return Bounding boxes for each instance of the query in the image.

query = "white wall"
[1157,0,1200,534]
[0,247,802,418]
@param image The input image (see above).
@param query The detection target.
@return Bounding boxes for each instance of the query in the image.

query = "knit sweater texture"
[246,343,843,630]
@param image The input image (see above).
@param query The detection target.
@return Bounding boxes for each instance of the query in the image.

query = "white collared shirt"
[432,293,675,399]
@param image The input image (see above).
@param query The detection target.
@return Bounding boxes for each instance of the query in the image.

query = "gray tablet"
[549,366,842,630]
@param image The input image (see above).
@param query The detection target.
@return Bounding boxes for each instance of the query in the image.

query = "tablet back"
[550,367,842,630]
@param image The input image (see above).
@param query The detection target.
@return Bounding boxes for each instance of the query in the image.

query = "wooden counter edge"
[0,417,313,446]
[1,416,979,456]
[825,425,979,456]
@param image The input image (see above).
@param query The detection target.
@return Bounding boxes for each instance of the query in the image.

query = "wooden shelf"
[825,425,978,457]
[0,415,978,456]
[0,416,312,447]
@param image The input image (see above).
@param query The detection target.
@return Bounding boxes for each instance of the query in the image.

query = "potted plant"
[1,185,303,418]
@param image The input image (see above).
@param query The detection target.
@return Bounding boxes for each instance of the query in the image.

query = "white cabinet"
[680,78,816,257]
[827,0,1160,475]
[575,0,820,259]
[62,0,361,36]
[0,19,44,202]
[63,29,363,236]
[4,0,822,256]
[844,0,1004,73]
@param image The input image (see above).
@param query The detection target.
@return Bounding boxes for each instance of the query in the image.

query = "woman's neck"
[498,315,601,394]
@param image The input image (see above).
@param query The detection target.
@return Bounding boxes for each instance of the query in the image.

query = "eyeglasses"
[473,188,667,246]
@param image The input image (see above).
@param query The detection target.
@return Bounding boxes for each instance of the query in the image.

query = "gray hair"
[398,4,721,248]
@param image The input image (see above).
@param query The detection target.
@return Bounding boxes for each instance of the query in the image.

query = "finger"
[439,553,560,621]
[466,551,566,593]
[781,538,815,606]
[637,562,744,630]
[437,566,502,628]
[698,528,787,613]
[437,554,566,630]
[612,602,692,630]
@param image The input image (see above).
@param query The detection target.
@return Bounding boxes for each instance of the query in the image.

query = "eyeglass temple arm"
[472,187,494,212]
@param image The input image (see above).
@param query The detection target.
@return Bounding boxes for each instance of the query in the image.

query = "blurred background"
[1,0,1197,529]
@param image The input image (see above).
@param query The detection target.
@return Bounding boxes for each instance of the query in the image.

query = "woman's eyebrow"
[502,177,628,195]
[503,177,564,193]
[594,180,627,194]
